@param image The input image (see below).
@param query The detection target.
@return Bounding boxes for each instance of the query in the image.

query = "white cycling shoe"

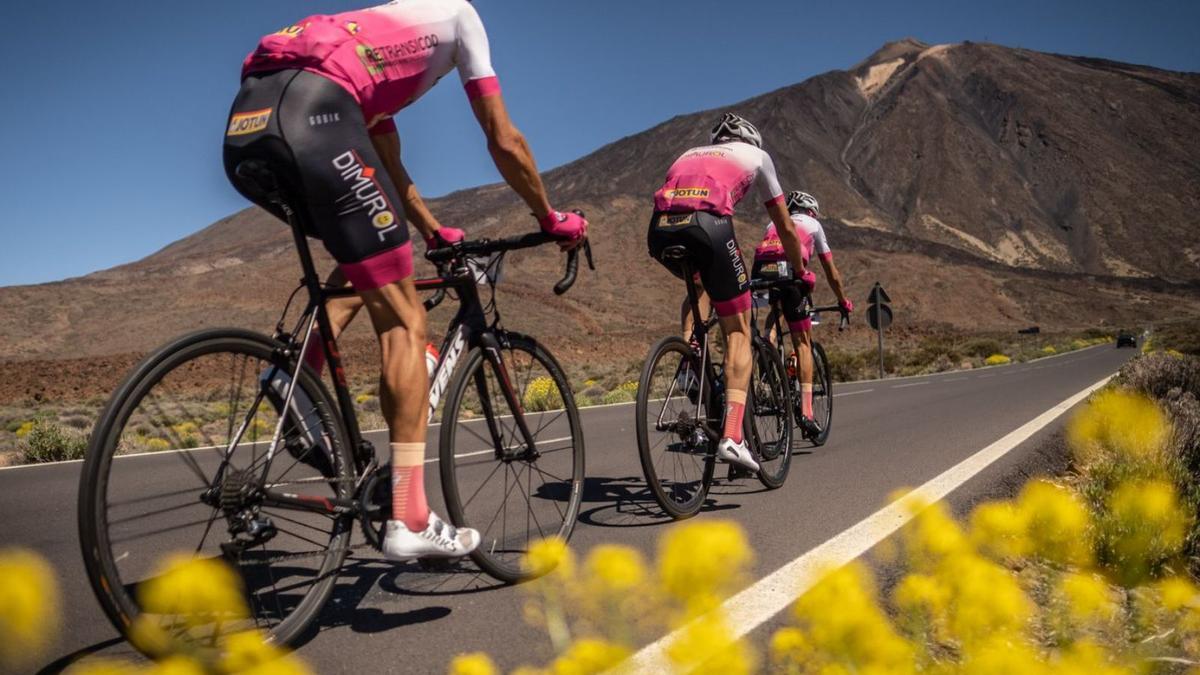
[716,437,760,473]
[382,512,481,561]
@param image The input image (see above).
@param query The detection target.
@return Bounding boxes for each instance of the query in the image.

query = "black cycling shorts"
[752,261,811,330]
[223,69,412,290]
[647,210,751,317]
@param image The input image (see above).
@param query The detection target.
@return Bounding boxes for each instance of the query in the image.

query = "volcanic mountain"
[3,39,1198,385]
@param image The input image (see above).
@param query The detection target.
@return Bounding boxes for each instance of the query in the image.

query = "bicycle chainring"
[359,465,392,551]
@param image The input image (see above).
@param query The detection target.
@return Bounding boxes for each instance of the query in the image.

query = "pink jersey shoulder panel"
[653,142,763,216]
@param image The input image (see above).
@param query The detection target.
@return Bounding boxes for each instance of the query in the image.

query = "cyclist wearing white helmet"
[647,113,809,472]
[753,190,852,437]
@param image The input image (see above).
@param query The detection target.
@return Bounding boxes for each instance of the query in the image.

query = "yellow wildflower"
[148,656,206,675]
[137,555,249,628]
[584,545,646,595]
[14,421,35,438]
[1156,576,1199,612]
[898,498,969,570]
[0,548,60,669]
[960,635,1044,675]
[939,553,1031,645]
[1058,572,1117,627]
[549,638,629,675]
[984,354,1011,366]
[768,627,811,669]
[792,563,913,672]
[1067,390,1169,464]
[1104,479,1189,585]
[448,652,499,675]
[1017,480,1092,566]
[665,612,756,675]
[1042,346,1057,355]
[969,500,1030,560]
[524,537,574,580]
[658,520,750,614]
[218,630,311,675]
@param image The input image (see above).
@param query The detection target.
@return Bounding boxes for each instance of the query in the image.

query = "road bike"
[634,245,792,520]
[756,273,848,446]
[77,159,593,652]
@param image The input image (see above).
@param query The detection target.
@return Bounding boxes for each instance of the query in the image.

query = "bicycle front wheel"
[439,332,584,583]
[78,329,355,654]
[749,336,793,489]
[635,336,716,519]
[809,342,833,446]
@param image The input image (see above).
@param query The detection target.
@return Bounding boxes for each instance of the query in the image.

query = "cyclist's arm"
[817,254,848,305]
[469,94,553,220]
[369,129,443,241]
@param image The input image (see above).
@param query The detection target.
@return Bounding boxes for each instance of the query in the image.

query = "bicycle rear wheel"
[809,342,833,446]
[439,332,584,583]
[78,329,355,654]
[635,336,716,519]
[749,336,793,489]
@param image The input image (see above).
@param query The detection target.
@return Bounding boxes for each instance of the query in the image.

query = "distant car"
[1116,332,1137,348]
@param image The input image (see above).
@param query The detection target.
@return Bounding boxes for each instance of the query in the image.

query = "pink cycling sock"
[723,390,747,444]
[802,383,814,419]
[303,331,327,374]
[391,443,430,532]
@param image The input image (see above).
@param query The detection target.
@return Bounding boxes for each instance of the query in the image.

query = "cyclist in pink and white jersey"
[647,113,809,473]
[224,0,587,562]
[753,191,852,437]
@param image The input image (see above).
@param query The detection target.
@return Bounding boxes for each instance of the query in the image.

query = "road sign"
[867,282,892,379]
[867,303,894,330]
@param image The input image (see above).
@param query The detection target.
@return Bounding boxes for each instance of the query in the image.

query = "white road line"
[833,389,874,398]
[892,381,930,389]
[624,374,1115,672]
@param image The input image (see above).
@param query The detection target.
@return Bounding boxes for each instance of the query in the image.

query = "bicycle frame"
[656,255,724,442]
[249,211,542,517]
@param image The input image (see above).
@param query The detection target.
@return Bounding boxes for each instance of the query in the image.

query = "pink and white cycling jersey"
[754,213,831,264]
[242,0,498,135]
[654,141,785,216]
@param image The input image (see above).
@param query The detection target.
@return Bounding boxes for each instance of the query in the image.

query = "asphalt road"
[3,344,1133,673]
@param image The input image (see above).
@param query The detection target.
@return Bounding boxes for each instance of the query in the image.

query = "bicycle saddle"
[234,160,282,199]
[660,245,692,261]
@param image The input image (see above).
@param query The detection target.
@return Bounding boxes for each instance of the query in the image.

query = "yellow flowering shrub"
[984,353,1011,366]
[523,377,564,412]
[14,420,35,438]
[1042,345,1057,355]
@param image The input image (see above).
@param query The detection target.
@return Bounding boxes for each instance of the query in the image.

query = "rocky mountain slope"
[2,39,1198,371]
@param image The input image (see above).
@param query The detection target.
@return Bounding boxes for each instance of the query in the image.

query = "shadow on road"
[576,475,742,528]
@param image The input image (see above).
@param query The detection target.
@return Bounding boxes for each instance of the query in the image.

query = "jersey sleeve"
[756,150,785,207]
[812,222,833,260]
[455,2,501,101]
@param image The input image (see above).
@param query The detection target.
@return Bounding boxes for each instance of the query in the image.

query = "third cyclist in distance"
[647,113,809,473]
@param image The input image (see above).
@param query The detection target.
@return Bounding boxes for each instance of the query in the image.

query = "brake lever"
[583,239,595,271]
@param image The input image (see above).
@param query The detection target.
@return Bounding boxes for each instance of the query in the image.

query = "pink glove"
[839,298,855,313]
[425,227,465,250]
[538,210,588,242]
[800,269,817,290]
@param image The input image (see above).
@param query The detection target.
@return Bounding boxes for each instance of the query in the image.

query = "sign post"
[866,283,893,379]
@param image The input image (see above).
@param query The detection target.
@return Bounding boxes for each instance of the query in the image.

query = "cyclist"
[752,191,852,437]
[648,113,808,473]
[223,0,588,561]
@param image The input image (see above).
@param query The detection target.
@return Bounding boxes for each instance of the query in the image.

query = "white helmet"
[786,191,820,216]
[710,113,763,148]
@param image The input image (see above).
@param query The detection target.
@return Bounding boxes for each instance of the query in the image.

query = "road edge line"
[623,373,1115,672]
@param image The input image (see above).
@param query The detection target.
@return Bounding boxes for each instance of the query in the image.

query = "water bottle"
[425,343,440,378]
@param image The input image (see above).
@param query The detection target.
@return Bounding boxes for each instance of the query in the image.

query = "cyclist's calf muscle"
[360,279,430,444]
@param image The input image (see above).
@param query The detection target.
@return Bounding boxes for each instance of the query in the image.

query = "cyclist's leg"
[691,213,752,444]
[680,278,711,341]
[302,268,365,374]
[778,284,814,418]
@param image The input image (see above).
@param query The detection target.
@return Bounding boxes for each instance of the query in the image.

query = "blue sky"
[1,0,1196,287]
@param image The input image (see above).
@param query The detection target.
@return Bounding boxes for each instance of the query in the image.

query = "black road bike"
[758,277,848,446]
[77,159,594,652]
[634,246,793,519]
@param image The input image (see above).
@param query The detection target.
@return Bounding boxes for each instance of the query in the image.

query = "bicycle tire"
[78,328,355,653]
[635,336,716,519]
[439,332,584,583]
[809,341,833,446]
[749,336,793,489]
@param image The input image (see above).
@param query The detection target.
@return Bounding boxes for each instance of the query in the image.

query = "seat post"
[680,258,706,342]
